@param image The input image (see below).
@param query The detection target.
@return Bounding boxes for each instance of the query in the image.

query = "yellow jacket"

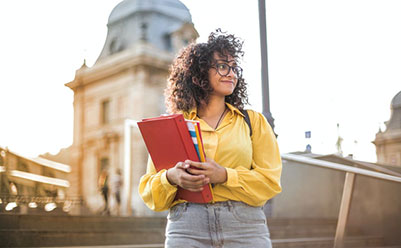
[139,103,282,211]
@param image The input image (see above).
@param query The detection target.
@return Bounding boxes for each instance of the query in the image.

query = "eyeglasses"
[212,63,243,78]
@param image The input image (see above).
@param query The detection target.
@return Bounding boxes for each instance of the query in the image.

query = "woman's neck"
[197,96,226,119]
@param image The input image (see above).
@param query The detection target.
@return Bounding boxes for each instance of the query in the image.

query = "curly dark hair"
[165,29,249,114]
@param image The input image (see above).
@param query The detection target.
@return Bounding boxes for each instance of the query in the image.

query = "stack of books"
[138,114,213,203]
[186,120,206,163]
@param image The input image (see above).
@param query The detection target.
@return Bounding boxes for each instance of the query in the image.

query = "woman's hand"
[185,158,227,184]
[166,162,210,192]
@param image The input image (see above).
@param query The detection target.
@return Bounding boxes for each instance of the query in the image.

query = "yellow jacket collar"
[226,103,245,117]
[184,103,244,119]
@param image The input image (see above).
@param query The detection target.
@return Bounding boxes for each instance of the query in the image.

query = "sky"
[0,0,400,163]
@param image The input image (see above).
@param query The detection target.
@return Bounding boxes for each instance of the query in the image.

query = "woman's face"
[208,52,239,97]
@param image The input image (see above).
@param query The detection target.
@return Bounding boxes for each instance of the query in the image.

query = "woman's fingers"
[172,161,211,191]
[184,160,204,169]
[181,173,207,185]
[179,172,209,191]
[175,161,190,169]
[186,168,206,176]
[185,158,227,184]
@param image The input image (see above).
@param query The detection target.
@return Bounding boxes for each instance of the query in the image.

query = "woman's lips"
[221,80,234,84]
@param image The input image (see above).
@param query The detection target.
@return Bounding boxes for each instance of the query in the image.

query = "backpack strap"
[239,109,252,137]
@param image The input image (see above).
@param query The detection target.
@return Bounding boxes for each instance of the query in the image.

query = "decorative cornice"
[66,42,174,90]
[373,130,401,145]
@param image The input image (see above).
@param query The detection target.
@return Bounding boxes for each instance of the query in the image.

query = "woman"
[139,30,282,248]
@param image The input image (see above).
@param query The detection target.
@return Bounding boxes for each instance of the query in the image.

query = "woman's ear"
[192,77,200,85]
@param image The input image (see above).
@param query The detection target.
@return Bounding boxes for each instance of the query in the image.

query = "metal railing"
[281,153,401,248]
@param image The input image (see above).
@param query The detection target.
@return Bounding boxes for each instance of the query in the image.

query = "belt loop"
[227,200,233,211]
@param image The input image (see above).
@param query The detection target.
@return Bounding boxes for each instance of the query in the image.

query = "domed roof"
[391,90,401,109]
[95,0,197,63]
[109,0,191,24]
[383,90,401,131]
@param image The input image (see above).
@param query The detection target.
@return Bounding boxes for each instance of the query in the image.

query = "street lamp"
[258,0,275,134]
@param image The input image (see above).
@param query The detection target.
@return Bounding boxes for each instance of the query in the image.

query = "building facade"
[373,90,401,166]
[62,0,198,216]
[0,146,71,214]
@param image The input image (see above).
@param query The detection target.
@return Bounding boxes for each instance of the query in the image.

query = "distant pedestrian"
[98,169,109,215]
[111,169,123,215]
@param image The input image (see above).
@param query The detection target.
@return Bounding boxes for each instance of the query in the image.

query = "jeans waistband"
[181,200,259,210]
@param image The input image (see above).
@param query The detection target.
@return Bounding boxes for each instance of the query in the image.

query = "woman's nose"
[227,67,237,78]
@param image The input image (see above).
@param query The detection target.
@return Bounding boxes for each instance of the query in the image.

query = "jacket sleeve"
[222,111,282,206]
[138,157,178,211]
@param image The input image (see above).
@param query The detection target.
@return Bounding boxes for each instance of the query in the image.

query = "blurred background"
[0,0,400,247]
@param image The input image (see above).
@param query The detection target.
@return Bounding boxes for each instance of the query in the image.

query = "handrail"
[281,153,401,248]
[281,153,401,183]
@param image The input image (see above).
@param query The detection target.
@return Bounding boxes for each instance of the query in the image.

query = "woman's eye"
[218,64,227,70]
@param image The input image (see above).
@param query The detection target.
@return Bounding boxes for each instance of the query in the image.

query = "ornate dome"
[391,90,401,109]
[95,0,195,63]
[109,0,191,24]
[385,90,401,131]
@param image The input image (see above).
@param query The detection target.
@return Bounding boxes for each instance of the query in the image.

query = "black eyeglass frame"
[212,63,243,78]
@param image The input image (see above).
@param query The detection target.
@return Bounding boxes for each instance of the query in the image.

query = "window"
[17,159,28,172]
[99,157,109,175]
[101,100,110,124]
[164,34,172,51]
[43,168,55,178]
[389,154,398,166]
[101,158,109,171]
[109,38,124,54]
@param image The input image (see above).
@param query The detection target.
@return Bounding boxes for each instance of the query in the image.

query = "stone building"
[373,90,401,166]
[0,146,71,214]
[48,0,198,215]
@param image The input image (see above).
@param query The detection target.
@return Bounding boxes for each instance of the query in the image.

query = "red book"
[137,114,213,203]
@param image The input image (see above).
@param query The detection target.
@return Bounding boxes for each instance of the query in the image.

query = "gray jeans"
[165,201,272,248]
